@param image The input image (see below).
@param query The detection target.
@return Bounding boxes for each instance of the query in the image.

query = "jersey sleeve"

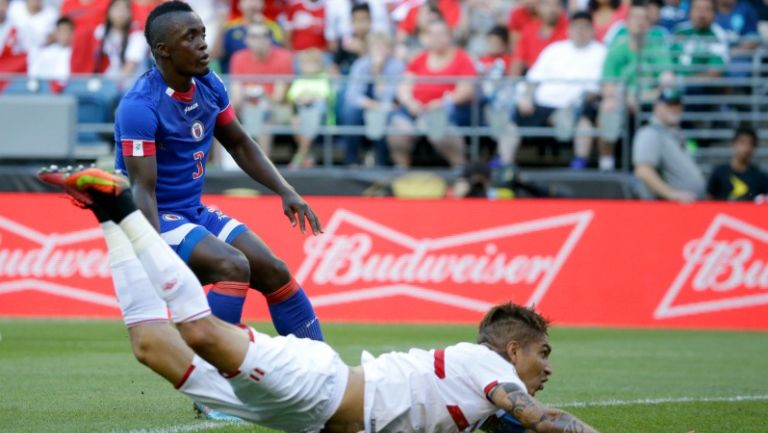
[463,345,527,399]
[209,71,236,126]
[116,98,158,157]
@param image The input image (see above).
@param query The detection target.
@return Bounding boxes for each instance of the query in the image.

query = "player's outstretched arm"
[215,121,323,235]
[489,383,600,433]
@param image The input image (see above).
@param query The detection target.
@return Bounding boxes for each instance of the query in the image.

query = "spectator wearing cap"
[633,88,706,202]
[509,0,568,76]
[707,126,768,201]
[499,12,606,168]
[387,18,477,169]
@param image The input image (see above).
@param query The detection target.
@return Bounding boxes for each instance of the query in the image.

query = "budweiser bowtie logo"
[655,214,768,318]
[295,209,593,311]
[0,215,117,308]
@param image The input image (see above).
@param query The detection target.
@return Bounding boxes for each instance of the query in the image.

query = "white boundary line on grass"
[554,394,768,408]
[121,421,238,433]
[125,395,768,433]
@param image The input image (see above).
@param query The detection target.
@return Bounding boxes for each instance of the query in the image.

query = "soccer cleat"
[193,401,245,423]
[64,167,128,200]
[38,165,128,207]
[37,164,95,207]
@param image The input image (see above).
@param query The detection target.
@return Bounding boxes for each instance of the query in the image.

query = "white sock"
[102,221,168,327]
[118,211,211,323]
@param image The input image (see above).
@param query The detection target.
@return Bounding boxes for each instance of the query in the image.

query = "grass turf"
[0,320,766,433]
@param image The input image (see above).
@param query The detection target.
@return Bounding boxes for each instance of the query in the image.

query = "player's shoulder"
[119,68,163,110]
[195,69,229,92]
[448,342,496,359]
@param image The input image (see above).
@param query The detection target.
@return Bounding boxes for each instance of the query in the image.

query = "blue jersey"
[114,68,235,211]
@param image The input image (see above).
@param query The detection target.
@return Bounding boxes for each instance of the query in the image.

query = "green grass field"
[0,320,766,433]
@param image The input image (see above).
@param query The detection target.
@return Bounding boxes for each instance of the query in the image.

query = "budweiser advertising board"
[1,193,767,330]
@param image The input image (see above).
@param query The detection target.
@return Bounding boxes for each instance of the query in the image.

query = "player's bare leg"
[38,166,192,385]
[42,166,252,375]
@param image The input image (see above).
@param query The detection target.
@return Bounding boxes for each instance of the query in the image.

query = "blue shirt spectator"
[660,0,689,31]
[715,0,758,45]
[340,32,405,166]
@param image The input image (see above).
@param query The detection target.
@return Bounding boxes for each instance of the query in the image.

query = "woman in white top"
[92,0,147,81]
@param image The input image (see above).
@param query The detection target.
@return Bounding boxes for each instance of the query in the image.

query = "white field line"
[123,395,768,433]
[554,394,768,408]
[121,421,240,433]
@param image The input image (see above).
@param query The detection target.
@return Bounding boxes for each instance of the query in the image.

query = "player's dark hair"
[96,0,132,73]
[351,2,370,15]
[144,0,193,53]
[734,125,758,147]
[477,303,549,355]
[487,25,509,46]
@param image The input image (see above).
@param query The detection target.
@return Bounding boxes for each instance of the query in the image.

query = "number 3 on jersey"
[192,151,205,179]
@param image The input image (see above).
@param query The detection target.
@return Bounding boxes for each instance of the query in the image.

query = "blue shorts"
[159,205,248,263]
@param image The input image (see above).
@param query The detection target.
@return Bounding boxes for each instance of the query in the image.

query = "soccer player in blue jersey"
[114,1,323,341]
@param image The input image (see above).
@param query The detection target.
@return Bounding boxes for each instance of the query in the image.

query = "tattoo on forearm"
[496,385,598,433]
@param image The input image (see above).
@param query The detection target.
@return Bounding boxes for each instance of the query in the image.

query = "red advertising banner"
[1,193,766,330]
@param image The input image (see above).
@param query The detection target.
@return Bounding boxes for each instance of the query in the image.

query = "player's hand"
[281,191,323,235]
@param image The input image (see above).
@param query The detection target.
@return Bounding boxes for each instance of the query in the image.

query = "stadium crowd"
[1,0,767,199]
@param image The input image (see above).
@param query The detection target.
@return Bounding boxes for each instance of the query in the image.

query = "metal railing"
[2,45,767,170]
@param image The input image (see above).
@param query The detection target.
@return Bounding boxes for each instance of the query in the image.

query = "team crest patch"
[191,121,204,141]
[162,214,182,222]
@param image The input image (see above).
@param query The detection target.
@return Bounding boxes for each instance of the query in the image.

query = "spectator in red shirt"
[131,0,159,29]
[388,19,477,168]
[589,0,627,42]
[397,0,463,36]
[60,0,108,32]
[64,0,107,74]
[285,0,326,50]
[477,25,512,74]
[510,0,567,76]
[394,1,442,61]
[507,0,539,50]
[0,0,27,80]
[229,22,295,158]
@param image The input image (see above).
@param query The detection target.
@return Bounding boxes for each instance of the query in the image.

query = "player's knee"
[212,250,250,282]
[253,257,291,290]
[178,319,218,353]
[130,329,160,367]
